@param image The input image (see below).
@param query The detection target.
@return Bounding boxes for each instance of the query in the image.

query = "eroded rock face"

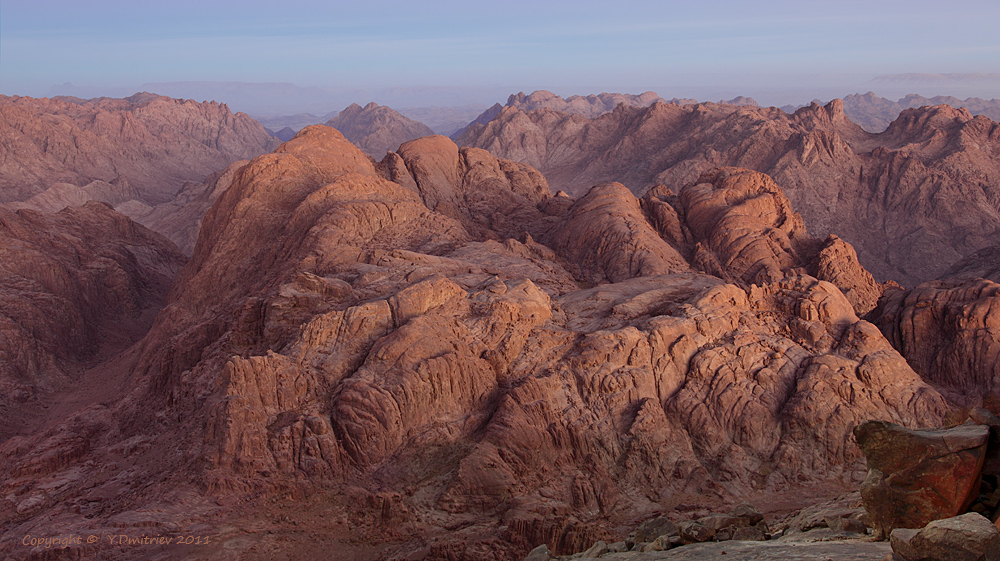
[545,182,690,284]
[870,279,1000,406]
[0,128,956,561]
[0,93,278,205]
[855,421,989,538]
[648,167,889,316]
[678,167,817,288]
[458,98,1000,285]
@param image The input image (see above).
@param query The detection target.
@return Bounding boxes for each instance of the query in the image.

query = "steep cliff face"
[862,222,1000,429]
[0,93,280,251]
[458,99,1000,286]
[0,93,278,205]
[0,126,954,560]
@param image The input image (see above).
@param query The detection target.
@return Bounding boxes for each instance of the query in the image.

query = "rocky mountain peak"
[323,101,434,158]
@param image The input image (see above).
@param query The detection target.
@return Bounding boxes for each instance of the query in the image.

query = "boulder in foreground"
[855,420,989,538]
[890,513,1000,561]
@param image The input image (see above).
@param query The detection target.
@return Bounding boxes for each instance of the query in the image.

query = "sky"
[2,0,1000,110]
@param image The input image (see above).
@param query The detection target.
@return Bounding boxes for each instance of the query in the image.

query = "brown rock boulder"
[730,503,765,526]
[855,420,990,538]
[891,513,1000,561]
[524,543,552,561]
[628,515,679,548]
[677,519,715,544]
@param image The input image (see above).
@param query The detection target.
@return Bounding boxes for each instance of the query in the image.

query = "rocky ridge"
[0,126,959,560]
[0,93,280,251]
[504,90,664,118]
[452,90,665,139]
[843,92,1000,132]
[456,98,1000,285]
[454,91,762,140]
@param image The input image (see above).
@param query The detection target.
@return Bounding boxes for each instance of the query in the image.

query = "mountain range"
[324,102,435,158]
[842,92,1000,131]
[456,96,1000,286]
[0,93,279,253]
[2,88,1000,560]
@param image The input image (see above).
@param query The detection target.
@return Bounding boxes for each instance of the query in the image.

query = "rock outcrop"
[646,168,887,316]
[0,128,958,561]
[545,182,690,284]
[457,98,1000,285]
[325,102,434,158]
[870,278,1000,406]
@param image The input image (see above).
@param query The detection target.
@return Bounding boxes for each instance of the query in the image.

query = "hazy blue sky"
[2,0,999,105]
